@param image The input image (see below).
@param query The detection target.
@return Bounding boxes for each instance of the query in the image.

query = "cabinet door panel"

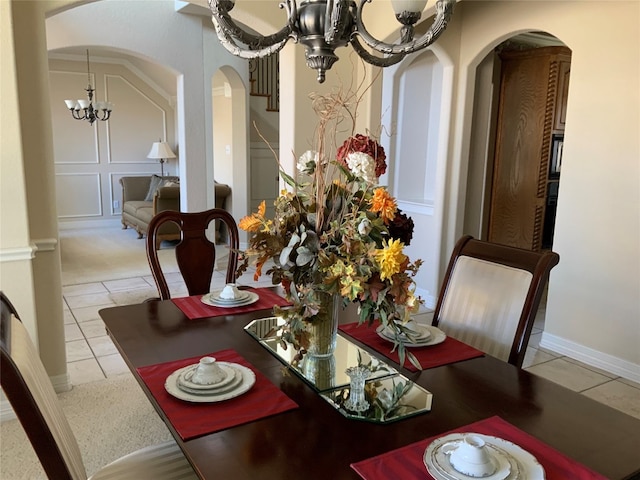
[489,54,550,250]
[554,57,571,132]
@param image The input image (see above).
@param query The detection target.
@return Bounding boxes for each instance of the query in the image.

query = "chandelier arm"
[353,0,455,56]
[324,0,353,46]
[350,36,405,68]
[212,17,291,59]
[209,0,298,51]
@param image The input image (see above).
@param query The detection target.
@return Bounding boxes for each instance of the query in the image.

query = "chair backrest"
[146,208,240,300]
[431,235,560,367]
[0,292,87,480]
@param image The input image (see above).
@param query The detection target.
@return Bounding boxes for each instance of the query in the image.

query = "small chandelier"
[64,49,113,125]
[209,0,455,83]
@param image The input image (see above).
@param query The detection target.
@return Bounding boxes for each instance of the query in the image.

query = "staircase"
[249,55,279,112]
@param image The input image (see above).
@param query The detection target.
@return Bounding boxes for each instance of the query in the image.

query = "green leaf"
[280,170,297,188]
[296,247,314,266]
[407,351,422,370]
[397,343,406,367]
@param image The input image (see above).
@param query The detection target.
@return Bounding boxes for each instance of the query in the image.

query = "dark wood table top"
[99,300,640,480]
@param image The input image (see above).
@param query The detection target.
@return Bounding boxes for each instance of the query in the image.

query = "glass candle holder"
[344,365,371,412]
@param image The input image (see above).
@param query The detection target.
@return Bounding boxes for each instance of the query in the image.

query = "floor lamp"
[147,141,176,177]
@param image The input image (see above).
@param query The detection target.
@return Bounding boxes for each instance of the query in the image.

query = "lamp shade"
[147,142,177,159]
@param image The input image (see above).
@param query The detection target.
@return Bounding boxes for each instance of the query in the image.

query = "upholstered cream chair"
[0,292,198,480]
[430,236,560,367]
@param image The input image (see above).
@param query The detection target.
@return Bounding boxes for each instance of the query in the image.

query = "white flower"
[346,152,376,184]
[358,218,372,236]
[297,150,319,174]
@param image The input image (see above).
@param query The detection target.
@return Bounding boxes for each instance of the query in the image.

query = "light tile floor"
[62,276,640,420]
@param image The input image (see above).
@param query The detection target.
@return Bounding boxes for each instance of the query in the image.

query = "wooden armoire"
[488,46,571,251]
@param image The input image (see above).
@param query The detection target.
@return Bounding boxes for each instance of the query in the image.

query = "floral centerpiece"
[237,87,423,368]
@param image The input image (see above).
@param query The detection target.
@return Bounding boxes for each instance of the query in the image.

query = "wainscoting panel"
[55,173,102,218]
[49,70,100,165]
[106,74,167,164]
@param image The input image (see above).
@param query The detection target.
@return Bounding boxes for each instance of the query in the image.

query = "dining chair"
[146,208,240,300]
[430,235,560,368]
[0,292,198,480]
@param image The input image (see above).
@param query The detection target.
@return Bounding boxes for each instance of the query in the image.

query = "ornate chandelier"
[64,50,113,125]
[209,0,455,83]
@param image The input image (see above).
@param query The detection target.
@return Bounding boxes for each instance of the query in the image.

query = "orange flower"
[239,200,266,232]
[369,188,397,224]
[238,215,262,232]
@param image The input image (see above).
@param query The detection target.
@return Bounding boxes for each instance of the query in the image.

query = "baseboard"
[540,332,640,383]
[51,372,72,393]
[59,218,121,230]
[415,286,436,310]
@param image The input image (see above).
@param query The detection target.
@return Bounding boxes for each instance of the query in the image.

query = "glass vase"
[344,365,371,412]
[305,292,339,357]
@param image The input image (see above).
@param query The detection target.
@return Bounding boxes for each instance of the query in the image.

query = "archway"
[212,66,250,246]
[49,46,179,232]
[464,32,570,252]
[380,46,455,308]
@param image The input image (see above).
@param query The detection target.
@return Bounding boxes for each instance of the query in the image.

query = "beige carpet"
[0,374,172,479]
[60,226,180,286]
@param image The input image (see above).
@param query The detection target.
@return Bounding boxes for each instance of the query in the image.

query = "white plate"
[424,433,544,480]
[381,323,432,342]
[165,362,256,403]
[377,324,446,348]
[207,289,251,304]
[177,363,239,390]
[431,441,511,480]
[201,291,259,308]
[177,371,243,396]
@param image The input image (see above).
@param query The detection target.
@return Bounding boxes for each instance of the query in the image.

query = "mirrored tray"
[245,317,396,392]
[245,317,433,424]
[320,374,433,424]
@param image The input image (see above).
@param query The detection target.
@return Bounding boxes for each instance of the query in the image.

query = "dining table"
[99,292,640,480]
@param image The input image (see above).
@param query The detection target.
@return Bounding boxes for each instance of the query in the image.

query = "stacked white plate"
[200,288,259,308]
[377,323,446,348]
[423,433,545,480]
[165,361,256,402]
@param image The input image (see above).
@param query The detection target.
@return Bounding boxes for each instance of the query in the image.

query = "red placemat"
[351,415,607,480]
[137,349,298,440]
[339,321,483,372]
[172,287,291,320]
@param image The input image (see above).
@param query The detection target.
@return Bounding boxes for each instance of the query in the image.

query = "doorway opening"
[465,32,570,252]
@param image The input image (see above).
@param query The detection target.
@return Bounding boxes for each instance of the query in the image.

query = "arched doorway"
[464,32,570,252]
[212,66,250,246]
